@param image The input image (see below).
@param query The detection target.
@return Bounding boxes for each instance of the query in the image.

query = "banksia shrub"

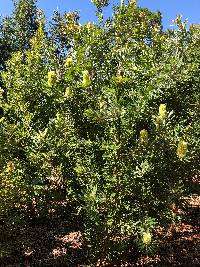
[0,0,199,264]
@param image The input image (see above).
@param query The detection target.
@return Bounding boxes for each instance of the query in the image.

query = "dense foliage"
[0,0,199,263]
[0,0,39,71]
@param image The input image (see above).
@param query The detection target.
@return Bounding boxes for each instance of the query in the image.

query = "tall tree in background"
[0,0,39,71]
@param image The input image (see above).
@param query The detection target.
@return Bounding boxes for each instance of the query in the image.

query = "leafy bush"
[0,0,199,263]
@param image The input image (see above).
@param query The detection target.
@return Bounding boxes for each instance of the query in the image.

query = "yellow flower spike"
[99,98,107,111]
[159,104,167,120]
[65,57,73,67]
[6,161,14,174]
[64,87,73,99]
[38,21,44,36]
[140,129,148,145]
[142,231,152,245]
[177,140,188,159]
[48,71,57,87]
[116,75,123,84]
[99,100,104,110]
[129,0,137,6]
[86,22,94,30]
[155,115,163,129]
[82,70,91,87]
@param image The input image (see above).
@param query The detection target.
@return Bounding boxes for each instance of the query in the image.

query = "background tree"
[0,0,39,71]
[0,0,40,120]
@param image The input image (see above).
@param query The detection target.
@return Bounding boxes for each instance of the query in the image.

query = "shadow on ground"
[0,214,86,267]
[0,179,199,266]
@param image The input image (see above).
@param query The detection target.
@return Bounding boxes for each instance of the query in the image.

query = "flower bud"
[82,70,91,87]
[116,75,123,84]
[65,57,73,67]
[6,161,14,174]
[91,0,110,9]
[155,115,163,129]
[48,71,56,87]
[86,22,94,30]
[177,140,188,159]
[99,98,107,111]
[142,232,152,245]
[159,104,167,120]
[139,129,148,145]
[64,87,73,99]
[129,0,137,6]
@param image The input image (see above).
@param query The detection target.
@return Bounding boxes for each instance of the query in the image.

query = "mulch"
[0,185,199,266]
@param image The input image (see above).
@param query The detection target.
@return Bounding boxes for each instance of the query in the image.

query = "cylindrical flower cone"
[140,129,148,145]
[177,140,188,159]
[142,232,152,245]
[48,71,57,87]
[159,104,167,120]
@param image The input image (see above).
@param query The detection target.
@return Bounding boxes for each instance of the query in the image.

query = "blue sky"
[0,0,200,29]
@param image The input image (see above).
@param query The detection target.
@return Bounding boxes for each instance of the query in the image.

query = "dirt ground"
[0,181,199,267]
